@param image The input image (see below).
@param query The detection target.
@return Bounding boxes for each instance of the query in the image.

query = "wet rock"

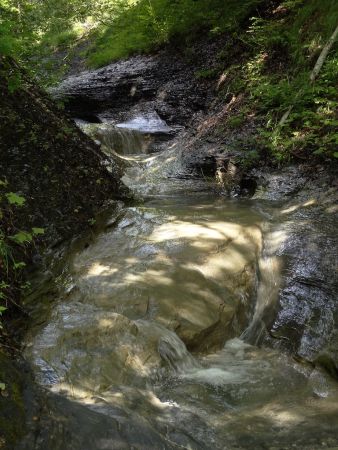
[25,305,199,395]
[0,57,126,249]
[62,201,262,353]
[249,167,338,375]
[252,166,309,201]
[52,53,210,126]
[81,113,176,156]
[0,353,39,449]
[17,391,179,450]
[315,330,338,378]
[0,356,24,447]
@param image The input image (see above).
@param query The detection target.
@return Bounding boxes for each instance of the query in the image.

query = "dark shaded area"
[240,177,258,197]
[16,391,179,450]
[0,57,127,248]
[0,354,29,448]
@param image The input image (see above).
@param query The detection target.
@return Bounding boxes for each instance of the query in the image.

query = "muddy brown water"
[20,119,338,449]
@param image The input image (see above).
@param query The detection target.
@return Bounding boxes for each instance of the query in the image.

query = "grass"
[33,0,264,68]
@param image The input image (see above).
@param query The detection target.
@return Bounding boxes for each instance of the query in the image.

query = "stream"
[20,116,338,449]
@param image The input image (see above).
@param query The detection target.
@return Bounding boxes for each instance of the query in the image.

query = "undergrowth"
[85,0,263,67]
[216,0,338,161]
[1,0,337,162]
[0,181,44,330]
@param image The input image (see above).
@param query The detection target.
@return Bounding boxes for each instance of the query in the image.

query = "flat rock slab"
[51,54,209,125]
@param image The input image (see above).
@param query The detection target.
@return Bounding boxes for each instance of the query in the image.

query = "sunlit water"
[23,117,338,449]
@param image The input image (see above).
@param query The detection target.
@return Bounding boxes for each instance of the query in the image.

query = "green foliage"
[220,0,338,161]
[0,0,262,70]
[1,0,337,164]
[252,56,338,160]
[238,149,260,169]
[32,228,45,235]
[86,0,262,67]
[5,193,25,206]
[45,30,80,50]
[9,227,44,245]
[195,68,219,80]
[10,231,33,245]
[0,19,18,56]
[0,1,38,58]
[227,114,246,129]
[0,183,44,328]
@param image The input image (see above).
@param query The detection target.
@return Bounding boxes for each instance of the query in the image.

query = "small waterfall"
[100,125,151,155]
[158,333,199,373]
[77,112,174,156]
[241,224,285,345]
[84,123,150,155]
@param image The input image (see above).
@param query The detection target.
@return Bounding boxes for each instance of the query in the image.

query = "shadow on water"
[18,118,338,449]
[22,196,338,449]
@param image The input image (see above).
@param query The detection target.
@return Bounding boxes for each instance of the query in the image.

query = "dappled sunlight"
[87,262,118,277]
[266,229,287,253]
[183,249,247,280]
[124,269,174,287]
[217,71,228,89]
[23,194,338,448]
[196,94,239,136]
[265,408,304,425]
[325,203,338,213]
[51,382,95,401]
[149,219,240,243]
[281,198,317,215]
[60,199,266,353]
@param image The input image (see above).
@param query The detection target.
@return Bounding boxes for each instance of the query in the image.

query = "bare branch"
[310,24,338,83]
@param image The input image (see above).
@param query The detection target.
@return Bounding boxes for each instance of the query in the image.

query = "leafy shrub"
[87,0,263,67]
[45,30,80,49]
[0,181,44,327]
[227,114,246,129]
[195,68,219,80]
[221,0,338,161]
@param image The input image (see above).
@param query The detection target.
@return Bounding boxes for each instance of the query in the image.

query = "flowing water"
[21,117,338,449]
[77,112,175,156]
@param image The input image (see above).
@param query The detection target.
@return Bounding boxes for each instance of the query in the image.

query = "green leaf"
[5,193,25,206]
[0,306,6,315]
[10,231,33,244]
[7,72,22,93]
[333,152,338,158]
[313,149,324,155]
[0,383,6,391]
[32,227,44,235]
[13,261,26,270]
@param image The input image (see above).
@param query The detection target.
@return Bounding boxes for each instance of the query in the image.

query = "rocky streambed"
[2,54,337,449]
[8,111,336,449]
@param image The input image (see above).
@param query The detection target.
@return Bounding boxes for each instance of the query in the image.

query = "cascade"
[19,113,338,449]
